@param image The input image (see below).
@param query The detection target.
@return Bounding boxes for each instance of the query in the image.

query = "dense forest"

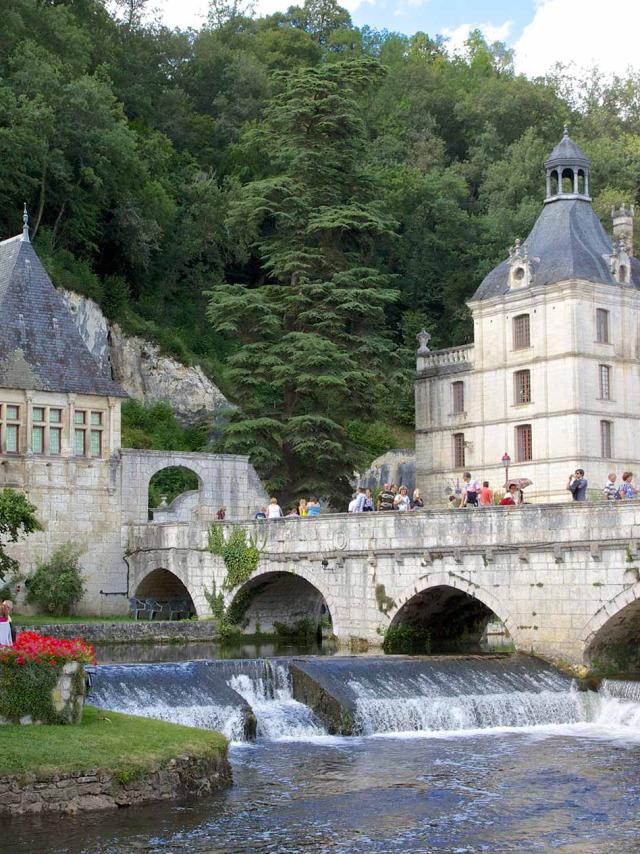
[2,0,640,502]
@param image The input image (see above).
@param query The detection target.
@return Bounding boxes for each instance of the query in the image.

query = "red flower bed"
[0,631,96,668]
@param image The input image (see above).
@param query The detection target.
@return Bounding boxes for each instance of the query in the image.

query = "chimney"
[612,203,635,256]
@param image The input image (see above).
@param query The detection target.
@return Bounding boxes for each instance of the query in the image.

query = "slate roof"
[0,234,127,397]
[471,197,640,302]
[544,132,589,169]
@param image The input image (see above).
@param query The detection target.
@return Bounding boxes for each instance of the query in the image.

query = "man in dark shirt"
[567,469,588,501]
[378,483,396,511]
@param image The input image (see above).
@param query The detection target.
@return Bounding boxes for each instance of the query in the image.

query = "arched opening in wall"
[550,170,559,195]
[577,169,586,194]
[227,572,333,649]
[585,597,640,674]
[148,466,202,521]
[561,168,574,193]
[133,568,196,620]
[387,585,509,654]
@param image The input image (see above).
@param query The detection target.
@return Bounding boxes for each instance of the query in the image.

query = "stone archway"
[582,582,640,671]
[387,574,514,653]
[226,569,337,639]
[134,568,197,619]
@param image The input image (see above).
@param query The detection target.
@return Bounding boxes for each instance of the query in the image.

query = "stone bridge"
[125,502,640,665]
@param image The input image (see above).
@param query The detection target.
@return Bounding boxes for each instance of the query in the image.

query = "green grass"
[0,706,227,777]
[13,614,134,625]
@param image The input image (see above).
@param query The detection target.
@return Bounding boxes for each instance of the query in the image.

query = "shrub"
[25,543,86,616]
[0,632,95,723]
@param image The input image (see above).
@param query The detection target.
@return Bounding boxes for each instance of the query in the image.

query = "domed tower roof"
[470,130,640,302]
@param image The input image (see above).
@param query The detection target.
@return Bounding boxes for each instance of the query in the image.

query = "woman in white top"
[394,486,411,511]
[267,497,283,519]
[0,602,12,646]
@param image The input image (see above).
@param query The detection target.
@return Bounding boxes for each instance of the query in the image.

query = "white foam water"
[101,696,248,741]
[228,663,326,740]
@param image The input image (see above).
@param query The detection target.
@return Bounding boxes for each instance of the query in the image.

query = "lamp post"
[502,452,511,487]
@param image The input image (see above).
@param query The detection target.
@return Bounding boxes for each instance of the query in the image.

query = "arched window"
[561,168,574,193]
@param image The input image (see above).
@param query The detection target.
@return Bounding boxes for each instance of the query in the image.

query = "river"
[7,653,640,853]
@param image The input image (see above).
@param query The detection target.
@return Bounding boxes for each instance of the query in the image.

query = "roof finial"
[21,203,30,243]
[563,123,569,138]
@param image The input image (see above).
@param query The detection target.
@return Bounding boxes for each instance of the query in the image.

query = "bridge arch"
[581,582,640,670]
[387,573,515,650]
[133,567,197,618]
[226,567,340,639]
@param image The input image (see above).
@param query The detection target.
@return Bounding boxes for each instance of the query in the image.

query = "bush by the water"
[0,632,95,724]
[25,542,86,616]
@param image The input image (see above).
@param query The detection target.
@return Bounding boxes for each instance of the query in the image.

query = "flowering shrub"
[0,631,96,667]
[0,632,95,724]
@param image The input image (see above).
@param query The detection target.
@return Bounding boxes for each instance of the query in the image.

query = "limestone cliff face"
[61,291,231,424]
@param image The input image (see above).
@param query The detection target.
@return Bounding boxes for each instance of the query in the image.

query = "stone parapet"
[17,621,217,644]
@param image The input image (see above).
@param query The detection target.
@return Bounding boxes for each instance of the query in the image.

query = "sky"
[147,0,640,79]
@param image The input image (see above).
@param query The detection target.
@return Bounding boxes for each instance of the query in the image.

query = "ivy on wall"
[207,525,261,591]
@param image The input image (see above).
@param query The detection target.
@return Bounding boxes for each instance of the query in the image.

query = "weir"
[88,655,640,742]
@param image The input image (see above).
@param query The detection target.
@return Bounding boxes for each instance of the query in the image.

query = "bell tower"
[544,126,590,202]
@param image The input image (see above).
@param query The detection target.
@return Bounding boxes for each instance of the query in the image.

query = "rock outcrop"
[61,291,231,424]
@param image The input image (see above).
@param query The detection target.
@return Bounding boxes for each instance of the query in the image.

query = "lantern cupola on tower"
[544,125,590,202]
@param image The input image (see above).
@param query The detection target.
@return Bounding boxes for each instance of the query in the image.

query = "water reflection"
[95,638,337,664]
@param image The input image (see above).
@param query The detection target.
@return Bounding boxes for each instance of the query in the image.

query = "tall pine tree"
[206,59,397,505]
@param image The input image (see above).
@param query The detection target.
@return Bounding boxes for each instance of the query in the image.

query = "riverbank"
[0,706,230,816]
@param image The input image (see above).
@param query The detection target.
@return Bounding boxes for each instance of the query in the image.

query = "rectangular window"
[32,425,44,454]
[513,314,530,350]
[452,381,465,414]
[6,424,18,453]
[599,364,611,400]
[74,410,86,425]
[601,421,612,458]
[516,424,532,462]
[453,433,465,468]
[32,406,45,423]
[90,430,102,457]
[49,427,61,455]
[74,429,85,456]
[596,308,610,344]
[514,369,531,404]
[90,411,103,426]
[6,405,19,421]
[49,408,62,424]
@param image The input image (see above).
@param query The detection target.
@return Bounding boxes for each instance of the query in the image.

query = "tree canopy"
[2,1,640,500]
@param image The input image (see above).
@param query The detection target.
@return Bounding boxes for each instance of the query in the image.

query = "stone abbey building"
[0,211,265,613]
[416,131,640,504]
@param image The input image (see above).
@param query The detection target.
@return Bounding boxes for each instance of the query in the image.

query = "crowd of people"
[251,468,640,519]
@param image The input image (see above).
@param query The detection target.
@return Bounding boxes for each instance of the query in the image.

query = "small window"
[599,365,611,400]
[32,425,44,453]
[6,424,19,453]
[49,408,62,424]
[6,405,19,421]
[513,314,530,350]
[516,424,532,462]
[74,429,86,456]
[596,309,610,344]
[514,369,531,404]
[601,421,612,458]
[74,410,86,425]
[453,433,465,468]
[90,430,102,457]
[32,407,45,423]
[91,411,103,427]
[452,381,465,414]
[49,428,62,455]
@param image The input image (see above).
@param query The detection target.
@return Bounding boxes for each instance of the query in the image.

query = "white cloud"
[514,0,640,78]
[442,20,512,55]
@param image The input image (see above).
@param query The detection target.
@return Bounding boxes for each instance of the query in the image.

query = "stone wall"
[18,621,218,644]
[0,662,85,726]
[0,752,231,816]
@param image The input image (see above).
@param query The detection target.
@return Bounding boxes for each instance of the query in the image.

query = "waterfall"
[593,680,640,729]
[229,662,326,739]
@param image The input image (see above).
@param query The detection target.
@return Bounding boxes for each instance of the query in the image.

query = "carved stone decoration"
[416,329,432,355]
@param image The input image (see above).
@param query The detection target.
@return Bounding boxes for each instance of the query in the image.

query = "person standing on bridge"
[618,472,638,500]
[307,497,321,517]
[603,473,619,501]
[267,497,283,518]
[567,469,588,501]
[378,483,395,511]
